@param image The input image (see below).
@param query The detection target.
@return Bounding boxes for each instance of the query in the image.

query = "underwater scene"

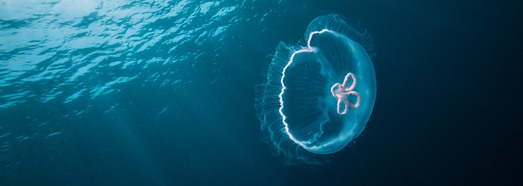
[1,0,522,185]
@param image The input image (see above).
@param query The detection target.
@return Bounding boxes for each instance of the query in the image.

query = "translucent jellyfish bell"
[256,14,376,163]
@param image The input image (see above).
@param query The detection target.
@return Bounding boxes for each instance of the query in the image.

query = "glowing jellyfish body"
[256,14,376,163]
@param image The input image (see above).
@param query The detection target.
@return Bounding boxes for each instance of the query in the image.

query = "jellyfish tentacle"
[343,72,357,90]
[346,91,361,108]
[336,98,346,115]
[331,72,361,115]
[331,83,342,98]
[342,98,349,114]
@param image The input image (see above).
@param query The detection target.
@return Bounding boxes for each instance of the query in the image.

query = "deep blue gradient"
[1,0,522,185]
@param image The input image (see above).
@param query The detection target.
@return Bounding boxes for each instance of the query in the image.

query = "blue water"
[1,0,522,185]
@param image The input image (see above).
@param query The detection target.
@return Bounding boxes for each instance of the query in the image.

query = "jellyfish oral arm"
[330,72,361,115]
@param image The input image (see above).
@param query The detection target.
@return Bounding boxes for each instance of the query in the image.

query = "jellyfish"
[255,14,376,163]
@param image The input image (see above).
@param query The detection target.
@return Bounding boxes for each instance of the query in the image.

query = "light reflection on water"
[0,0,290,172]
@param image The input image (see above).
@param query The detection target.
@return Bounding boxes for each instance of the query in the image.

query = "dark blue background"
[1,0,522,185]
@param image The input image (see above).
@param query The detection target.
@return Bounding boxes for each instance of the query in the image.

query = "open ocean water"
[1,0,522,185]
